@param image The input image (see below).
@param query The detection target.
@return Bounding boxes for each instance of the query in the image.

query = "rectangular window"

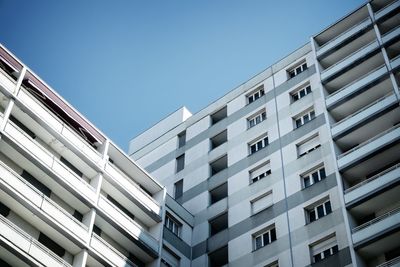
[247,85,265,104]
[165,213,182,237]
[210,130,227,150]
[307,199,332,223]
[294,109,315,129]
[249,135,269,155]
[291,84,312,102]
[176,154,185,173]
[253,225,277,250]
[177,131,186,148]
[288,62,307,79]
[297,135,321,157]
[310,235,338,263]
[251,191,273,214]
[174,180,183,199]
[247,109,267,128]
[249,161,271,184]
[210,106,227,125]
[302,165,326,189]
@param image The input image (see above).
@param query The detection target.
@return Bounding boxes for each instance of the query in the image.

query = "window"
[297,135,321,157]
[250,161,271,184]
[302,166,326,188]
[249,135,269,154]
[174,180,183,199]
[161,246,180,267]
[248,109,267,128]
[176,154,185,173]
[306,199,332,223]
[177,131,186,148]
[288,62,307,78]
[291,84,312,102]
[210,182,228,205]
[247,85,265,104]
[165,213,181,237]
[253,225,277,250]
[210,155,228,176]
[209,212,228,236]
[310,235,338,263]
[251,191,273,214]
[210,130,227,150]
[210,106,227,125]
[294,109,315,128]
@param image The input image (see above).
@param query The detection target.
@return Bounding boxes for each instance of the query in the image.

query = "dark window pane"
[332,245,339,254]
[293,94,299,101]
[21,170,51,197]
[325,201,332,214]
[38,233,65,257]
[312,172,320,183]
[174,180,183,199]
[314,253,322,262]
[304,177,311,188]
[0,202,10,217]
[320,168,326,178]
[255,236,262,249]
[309,210,316,222]
[73,210,83,222]
[296,119,302,128]
[270,228,276,242]
[262,232,270,245]
[300,90,306,98]
[93,225,102,235]
[306,86,312,94]
[317,205,325,218]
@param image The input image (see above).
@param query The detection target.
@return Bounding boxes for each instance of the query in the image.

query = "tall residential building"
[129,1,400,267]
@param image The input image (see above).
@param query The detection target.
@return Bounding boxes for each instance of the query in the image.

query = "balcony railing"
[0,66,17,94]
[376,256,400,267]
[338,124,400,159]
[97,195,159,253]
[0,214,72,267]
[352,206,400,233]
[345,163,400,193]
[331,93,394,127]
[3,120,96,202]
[104,163,161,217]
[90,233,138,267]
[375,0,400,21]
[0,159,89,239]
[16,88,104,167]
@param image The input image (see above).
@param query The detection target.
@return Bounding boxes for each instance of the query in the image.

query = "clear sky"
[0,0,365,151]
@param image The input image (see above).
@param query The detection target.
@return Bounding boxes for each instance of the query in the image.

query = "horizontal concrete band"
[144,66,317,173]
[177,114,326,205]
[191,173,338,259]
[163,226,192,259]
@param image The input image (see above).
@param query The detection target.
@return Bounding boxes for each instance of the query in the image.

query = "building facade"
[129,0,400,266]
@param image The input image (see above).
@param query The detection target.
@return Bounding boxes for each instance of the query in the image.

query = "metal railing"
[91,233,138,267]
[376,256,400,267]
[352,206,400,233]
[0,214,72,267]
[338,124,400,159]
[331,93,394,127]
[345,163,400,193]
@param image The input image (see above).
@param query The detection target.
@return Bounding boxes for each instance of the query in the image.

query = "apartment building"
[129,0,400,266]
[0,44,198,267]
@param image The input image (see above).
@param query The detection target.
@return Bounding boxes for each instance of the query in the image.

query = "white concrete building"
[130,0,400,266]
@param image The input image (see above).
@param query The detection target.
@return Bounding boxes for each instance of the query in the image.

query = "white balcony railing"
[352,206,400,233]
[0,214,72,267]
[345,163,400,194]
[97,195,159,253]
[3,121,97,203]
[90,233,138,267]
[104,163,161,217]
[0,161,89,243]
[338,124,400,159]
[16,88,103,167]
[0,67,16,94]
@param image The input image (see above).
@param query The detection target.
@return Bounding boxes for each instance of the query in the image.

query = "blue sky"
[0,1,365,150]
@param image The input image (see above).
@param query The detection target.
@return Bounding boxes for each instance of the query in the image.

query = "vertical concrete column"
[83,208,97,243]
[0,99,14,132]
[72,249,88,267]
[13,66,26,96]
[90,173,104,202]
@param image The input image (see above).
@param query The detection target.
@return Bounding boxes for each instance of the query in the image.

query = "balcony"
[382,25,400,45]
[321,40,380,83]
[352,207,400,247]
[2,120,97,204]
[316,18,372,58]
[104,162,161,221]
[89,233,138,267]
[0,214,72,267]
[376,256,400,267]
[0,66,17,95]
[97,195,159,257]
[16,88,104,168]
[375,0,400,22]
[331,93,398,139]
[344,163,400,207]
[0,160,89,243]
[337,124,400,171]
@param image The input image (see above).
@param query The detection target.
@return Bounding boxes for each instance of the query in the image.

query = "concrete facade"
[130,0,400,266]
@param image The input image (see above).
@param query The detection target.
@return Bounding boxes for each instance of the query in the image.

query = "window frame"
[249,161,271,184]
[310,235,339,263]
[294,109,315,129]
[247,109,267,129]
[247,85,265,104]
[302,165,326,189]
[291,83,312,102]
[249,135,269,155]
[165,213,182,237]
[288,62,308,79]
[306,199,332,224]
[297,134,321,158]
[253,225,277,251]
[176,154,185,173]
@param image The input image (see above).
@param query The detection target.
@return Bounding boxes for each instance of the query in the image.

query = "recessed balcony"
[0,214,72,267]
[376,0,400,33]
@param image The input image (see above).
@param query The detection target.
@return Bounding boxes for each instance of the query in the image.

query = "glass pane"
[255,236,262,249]
[304,177,311,188]
[300,89,306,98]
[312,172,320,183]
[309,210,316,222]
[256,116,261,124]
[251,145,256,154]
[262,112,266,120]
[296,119,302,128]
[249,120,255,128]
[293,94,299,101]
[270,228,276,242]
[332,245,338,254]
[263,232,270,245]
[296,66,302,74]
[325,201,332,214]
[248,97,254,104]
[317,205,325,218]
[320,168,326,178]
[314,253,322,262]
[306,86,311,94]
[310,111,315,119]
